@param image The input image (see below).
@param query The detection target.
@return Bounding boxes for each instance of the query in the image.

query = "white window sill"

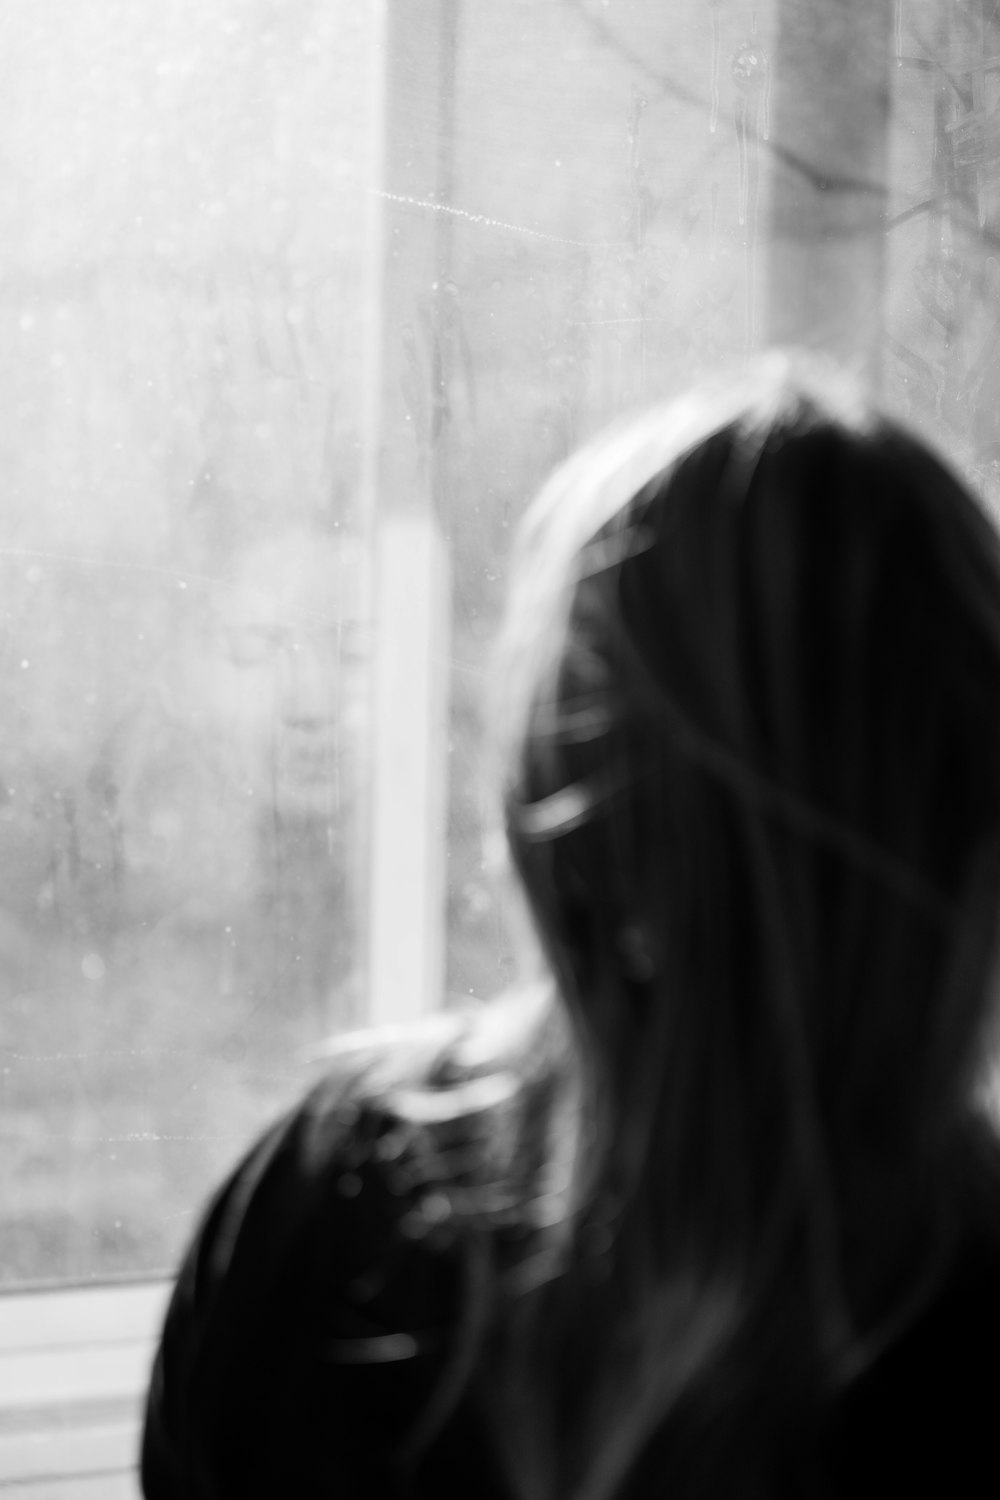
[0,1281,170,1497]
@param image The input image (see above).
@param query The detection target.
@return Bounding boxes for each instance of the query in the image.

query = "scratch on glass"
[373,190,623,250]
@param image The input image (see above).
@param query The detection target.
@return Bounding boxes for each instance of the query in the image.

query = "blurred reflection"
[105,529,367,1004]
[210,528,367,824]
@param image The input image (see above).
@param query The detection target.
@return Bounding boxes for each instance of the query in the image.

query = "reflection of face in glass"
[194,529,369,823]
[110,528,369,921]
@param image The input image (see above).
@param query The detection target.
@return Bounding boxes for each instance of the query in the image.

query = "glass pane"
[0,1,377,1283]
[0,0,773,1286]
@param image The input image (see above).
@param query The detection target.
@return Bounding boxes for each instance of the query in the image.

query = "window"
[5,0,999,1275]
[0,6,997,1487]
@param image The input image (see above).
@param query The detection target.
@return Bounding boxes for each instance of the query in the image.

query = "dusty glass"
[0,0,378,1283]
[5,0,936,1285]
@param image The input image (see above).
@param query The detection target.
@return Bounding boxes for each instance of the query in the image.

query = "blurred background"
[0,0,996,1284]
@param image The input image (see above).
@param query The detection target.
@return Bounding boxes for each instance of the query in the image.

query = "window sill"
[0,1281,170,1497]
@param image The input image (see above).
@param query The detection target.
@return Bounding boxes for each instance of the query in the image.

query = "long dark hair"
[449,354,1000,1500]
[400,355,1000,1498]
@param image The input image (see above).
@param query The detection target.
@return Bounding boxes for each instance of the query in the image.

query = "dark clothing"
[142,1061,509,1500]
[142,1055,1000,1499]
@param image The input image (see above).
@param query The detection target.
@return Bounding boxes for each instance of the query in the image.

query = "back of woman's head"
[494,354,1000,1435]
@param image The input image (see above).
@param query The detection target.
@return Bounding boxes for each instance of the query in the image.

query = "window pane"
[0,0,378,1283]
[0,0,773,1285]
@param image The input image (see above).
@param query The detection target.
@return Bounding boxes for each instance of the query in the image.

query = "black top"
[142,1040,1000,1500]
[142,1052,511,1499]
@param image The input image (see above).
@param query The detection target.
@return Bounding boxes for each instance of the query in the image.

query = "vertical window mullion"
[363,1,457,1026]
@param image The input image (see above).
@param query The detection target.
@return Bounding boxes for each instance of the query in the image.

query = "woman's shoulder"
[304,980,561,1105]
[294,980,573,1238]
[143,991,561,1499]
[293,980,564,1165]
[172,982,566,1301]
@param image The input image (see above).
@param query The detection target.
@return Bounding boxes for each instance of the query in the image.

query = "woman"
[142,354,1000,1498]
